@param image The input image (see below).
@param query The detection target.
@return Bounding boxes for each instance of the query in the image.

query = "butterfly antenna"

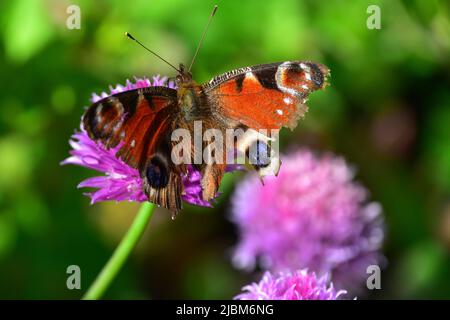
[188,5,218,72]
[125,32,180,73]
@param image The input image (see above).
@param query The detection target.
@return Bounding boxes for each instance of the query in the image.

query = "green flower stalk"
[83,202,154,300]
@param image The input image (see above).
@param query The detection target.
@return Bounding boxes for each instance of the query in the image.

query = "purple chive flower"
[234,269,348,300]
[91,75,176,103]
[231,149,384,291]
[62,76,214,208]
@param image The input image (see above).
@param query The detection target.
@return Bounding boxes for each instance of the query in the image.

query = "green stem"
[82,202,155,300]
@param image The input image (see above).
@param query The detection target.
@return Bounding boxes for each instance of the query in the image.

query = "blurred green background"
[0,0,449,299]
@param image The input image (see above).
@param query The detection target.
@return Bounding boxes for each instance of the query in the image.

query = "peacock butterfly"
[82,7,330,213]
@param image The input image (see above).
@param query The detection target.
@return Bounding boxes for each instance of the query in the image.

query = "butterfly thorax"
[176,82,202,121]
[175,65,205,121]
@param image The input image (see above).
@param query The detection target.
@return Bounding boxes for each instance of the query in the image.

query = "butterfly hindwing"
[82,86,184,212]
[202,61,330,130]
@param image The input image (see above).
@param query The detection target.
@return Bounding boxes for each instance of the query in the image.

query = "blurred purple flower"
[231,149,385,291]
[235,269,348,300]
[62,76,214,208]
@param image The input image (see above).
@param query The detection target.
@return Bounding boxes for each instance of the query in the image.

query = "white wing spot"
[131,139,136,148]
[305,72,312,81]
[301,84,309,90]
[283,97,293,105]
[245,72,258,82]
[276,109,284,115]
[300,63,310,71]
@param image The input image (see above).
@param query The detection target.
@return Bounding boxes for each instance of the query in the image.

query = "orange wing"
[82,86,184,211]
[203,61,330,130]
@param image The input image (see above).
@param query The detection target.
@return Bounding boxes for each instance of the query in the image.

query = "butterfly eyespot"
[247,140,271,169]
[146,157,169,189]
[305,62,327,88]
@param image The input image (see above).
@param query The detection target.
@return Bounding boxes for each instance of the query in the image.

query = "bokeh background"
[0,0,449,299]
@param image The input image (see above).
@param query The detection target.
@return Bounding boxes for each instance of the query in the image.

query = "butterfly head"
[175,63,194,86]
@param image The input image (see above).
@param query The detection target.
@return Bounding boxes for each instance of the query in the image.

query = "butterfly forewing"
[202,61,330,130]
[82,86,184,212]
